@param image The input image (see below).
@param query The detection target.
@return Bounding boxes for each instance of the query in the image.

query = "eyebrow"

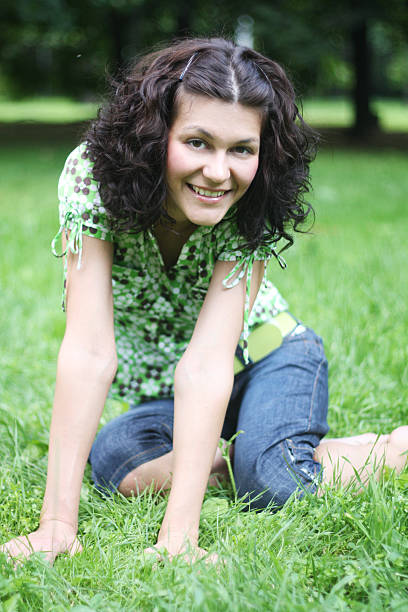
[182,125,259,145]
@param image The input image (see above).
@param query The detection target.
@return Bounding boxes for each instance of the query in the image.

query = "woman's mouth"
[187,183,231,201]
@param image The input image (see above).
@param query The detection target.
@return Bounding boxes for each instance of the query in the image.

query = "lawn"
[0,97,99,123]
[302,97,408,132]
[0,142,407,611]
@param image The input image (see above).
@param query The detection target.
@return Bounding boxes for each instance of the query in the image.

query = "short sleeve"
[214,216,287,364]
[56,143,114,243]
[215,215,279,264]
[51,143,114,310]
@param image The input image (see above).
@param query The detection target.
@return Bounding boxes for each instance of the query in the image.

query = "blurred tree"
[0,0,247,96]
[325,0,408,135]
[0,0,406,137]
[252,0,408,136]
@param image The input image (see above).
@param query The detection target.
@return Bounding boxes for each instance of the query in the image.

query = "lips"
[188,183,231,198]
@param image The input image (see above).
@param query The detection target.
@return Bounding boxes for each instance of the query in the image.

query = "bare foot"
[388,426,408,457]
[321,432,389,446]
[119,437,237,495]
[315,425,408,489]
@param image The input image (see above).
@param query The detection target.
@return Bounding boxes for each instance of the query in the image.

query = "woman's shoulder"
[58,143,96,198]
[56,143,114,243]
[213,211,279,263]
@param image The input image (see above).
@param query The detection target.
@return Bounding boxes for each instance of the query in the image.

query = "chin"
[188,207,231,227]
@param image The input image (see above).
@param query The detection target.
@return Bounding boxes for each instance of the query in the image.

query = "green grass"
[0,96,407,131]
[1,143,408,610]
[302,97,408,131]
[0,96,99,123]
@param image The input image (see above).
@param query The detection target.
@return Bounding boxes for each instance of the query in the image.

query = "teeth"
[191,185,226,197]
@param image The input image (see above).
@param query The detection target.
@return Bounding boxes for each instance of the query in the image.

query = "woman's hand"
[152,261,262,567]
[144,534,218,564]
[0,519,82,565]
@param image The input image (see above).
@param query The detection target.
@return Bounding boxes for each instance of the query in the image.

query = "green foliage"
[1,143,408,608]
[1,0,408,99]
[0,0,242,98]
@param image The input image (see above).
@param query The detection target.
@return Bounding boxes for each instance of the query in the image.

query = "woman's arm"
[1,235,116,564]
[154,260,264,558]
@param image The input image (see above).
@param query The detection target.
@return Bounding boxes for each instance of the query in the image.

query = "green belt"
[234,311,298,375]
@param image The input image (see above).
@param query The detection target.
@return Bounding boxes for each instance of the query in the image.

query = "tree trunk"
[109,8,126,71]
[175,0,194,37]
[351,19,379,137]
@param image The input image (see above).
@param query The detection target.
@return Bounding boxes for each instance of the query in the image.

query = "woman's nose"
[202,153,230,183]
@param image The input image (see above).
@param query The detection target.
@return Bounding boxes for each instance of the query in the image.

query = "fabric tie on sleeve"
[51,209,85,311]
[271,247,287,270]
[222,248,287,365]
[222,253,255,364]
[51,209,84,270]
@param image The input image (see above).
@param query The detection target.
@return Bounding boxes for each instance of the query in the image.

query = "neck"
[154,217,197,237]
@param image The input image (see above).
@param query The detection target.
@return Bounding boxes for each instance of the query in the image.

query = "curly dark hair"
[85,37,318,252]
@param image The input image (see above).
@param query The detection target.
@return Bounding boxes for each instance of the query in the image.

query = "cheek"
[241,158,260,188]
[166,142,180,183]
[166,142,193,183]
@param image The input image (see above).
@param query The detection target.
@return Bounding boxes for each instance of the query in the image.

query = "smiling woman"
[1,37,407,567]
[165,94,261,229]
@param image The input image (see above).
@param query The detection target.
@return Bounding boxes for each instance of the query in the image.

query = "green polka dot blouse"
[52,144,289,405]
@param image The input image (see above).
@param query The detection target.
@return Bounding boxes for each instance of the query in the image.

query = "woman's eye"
[188,139,205,149]
[233,146,252,155]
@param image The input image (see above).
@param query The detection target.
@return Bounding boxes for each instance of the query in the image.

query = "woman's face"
[165,92,262,230]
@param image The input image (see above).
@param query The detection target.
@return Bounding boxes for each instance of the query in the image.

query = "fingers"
[0,533,83,567]
[1,537,34,560]
[68,538,83,557]
[0,537,37,569]
[143,543,220,565]
[144,545,165,563]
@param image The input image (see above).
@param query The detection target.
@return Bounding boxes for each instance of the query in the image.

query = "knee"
[234,437,321,510]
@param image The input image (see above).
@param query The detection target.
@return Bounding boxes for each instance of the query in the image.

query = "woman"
[2,37,407,564]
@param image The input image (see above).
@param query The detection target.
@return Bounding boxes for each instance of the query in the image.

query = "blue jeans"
[89,327,329,510]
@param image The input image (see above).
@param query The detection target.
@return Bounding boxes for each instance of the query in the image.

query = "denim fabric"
[89,326,329,509]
